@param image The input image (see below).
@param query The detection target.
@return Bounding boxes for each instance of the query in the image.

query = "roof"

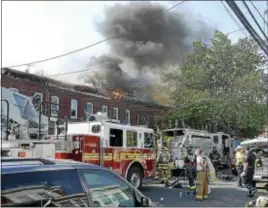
[2,67,170,108]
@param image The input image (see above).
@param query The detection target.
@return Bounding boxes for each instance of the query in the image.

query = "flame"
[106,88,127,100]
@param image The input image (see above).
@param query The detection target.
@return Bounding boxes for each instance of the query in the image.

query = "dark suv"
[1,158,155,207]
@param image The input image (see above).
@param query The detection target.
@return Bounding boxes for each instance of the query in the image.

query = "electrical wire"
[225,0,268,56]
[3,1,187,69]
[242,0,268,42]
[46,27,250,78]
[248,0,268,30]
[220,1,248,37]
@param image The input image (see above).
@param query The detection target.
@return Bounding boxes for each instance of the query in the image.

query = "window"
[126,131,138,147]
[92,124,101,133]
[109,128,123,147]
[126,110,130,124]
[1,170,87,207]
[70,99,78,119]
[144,133,154,148]
[78,169,135,207]
[213,135,219,144]
[51,95,59,117]
[102,105,108,116]
[136,114,140,125]
[85,102,93,116]
[112,108,119,120]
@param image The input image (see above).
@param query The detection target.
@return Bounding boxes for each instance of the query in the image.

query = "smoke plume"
[85,2,213,102]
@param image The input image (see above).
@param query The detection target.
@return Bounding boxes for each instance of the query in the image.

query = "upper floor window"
[70,99,78,119]
[112,108,118,120]
[51,95,59,117]
[85,102,93,116]
[102,105,108,116]
[126,110,130,124]
[136,114,140,125]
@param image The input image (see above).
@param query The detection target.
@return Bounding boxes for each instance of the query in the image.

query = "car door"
[78,168,137,207]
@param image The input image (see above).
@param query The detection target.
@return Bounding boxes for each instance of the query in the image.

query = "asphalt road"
[141,178,266,207]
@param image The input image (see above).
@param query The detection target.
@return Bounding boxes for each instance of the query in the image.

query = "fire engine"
[1,87,156,189]
[160,128,233,168]
[47,112,156,189]
[160,128,213,167]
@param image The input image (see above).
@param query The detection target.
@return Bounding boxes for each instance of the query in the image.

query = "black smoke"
[86,2,213,102]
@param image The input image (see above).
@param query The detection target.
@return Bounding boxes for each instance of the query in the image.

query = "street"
[141,180,265,207]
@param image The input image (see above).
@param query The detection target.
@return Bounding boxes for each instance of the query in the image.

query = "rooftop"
[2,68,171,109]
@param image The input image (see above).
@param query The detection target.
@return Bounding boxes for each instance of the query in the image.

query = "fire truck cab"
[48,112,156,189]
[211,132,233,168]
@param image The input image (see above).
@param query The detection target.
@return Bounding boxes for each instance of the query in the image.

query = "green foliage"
[164,30,267,137]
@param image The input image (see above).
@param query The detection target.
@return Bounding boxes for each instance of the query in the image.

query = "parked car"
[1,158,157,207]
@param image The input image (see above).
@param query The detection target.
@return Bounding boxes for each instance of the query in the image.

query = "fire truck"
[160,128,213,167]
[160,128,234,168]
[2,92,156,189]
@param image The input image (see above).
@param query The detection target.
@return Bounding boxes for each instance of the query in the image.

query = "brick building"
[1,68,170,128]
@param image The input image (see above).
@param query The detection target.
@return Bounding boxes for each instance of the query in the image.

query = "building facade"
[1,68,170,128]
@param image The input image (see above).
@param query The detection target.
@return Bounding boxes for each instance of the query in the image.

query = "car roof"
[1,158,108,175]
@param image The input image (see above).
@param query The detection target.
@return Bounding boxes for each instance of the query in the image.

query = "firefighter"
[157,142,172,185]
[195,148,209,200]
[241,147,257,197]
[184,147,197,190]
[209,146,221,176]
[235,145,245,188]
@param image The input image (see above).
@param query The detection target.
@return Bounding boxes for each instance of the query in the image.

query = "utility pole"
[264,3,268,126]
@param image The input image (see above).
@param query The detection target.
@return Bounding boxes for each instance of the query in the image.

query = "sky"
[2,1,268,84]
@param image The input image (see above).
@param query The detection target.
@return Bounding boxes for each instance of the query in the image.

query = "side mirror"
[140,197,151,207]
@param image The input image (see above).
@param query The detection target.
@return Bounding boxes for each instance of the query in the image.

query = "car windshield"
[79,169,136,207]
[1,169,88,207]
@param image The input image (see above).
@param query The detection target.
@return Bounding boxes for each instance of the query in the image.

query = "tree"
[164,30,267,137]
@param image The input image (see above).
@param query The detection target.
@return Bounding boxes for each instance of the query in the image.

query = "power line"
[4,36,115,69]
[220,1,247,37]
[249,0,268,30]
[3,1,187,69]
[45,28,250,78]
[242,0,268,42]
[225,0,268,56]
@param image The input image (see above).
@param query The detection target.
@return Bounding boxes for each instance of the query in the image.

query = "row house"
[1,68,170,129]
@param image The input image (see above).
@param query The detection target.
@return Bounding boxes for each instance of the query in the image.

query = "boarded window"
[126,131,138,147]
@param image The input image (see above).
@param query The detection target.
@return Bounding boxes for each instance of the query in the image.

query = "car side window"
[78,169,136,207]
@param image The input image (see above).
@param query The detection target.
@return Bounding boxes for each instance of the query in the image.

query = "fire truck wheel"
[127,166,143,189]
